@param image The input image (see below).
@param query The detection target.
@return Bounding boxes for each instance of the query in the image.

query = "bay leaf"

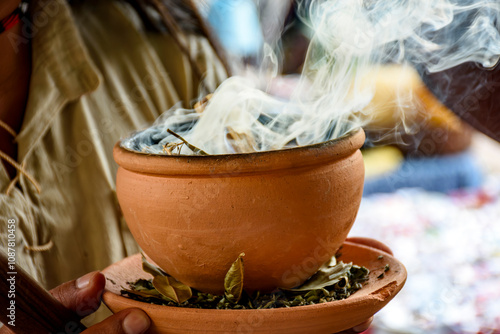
[224,253,245,304]
[141,253,167,277]
[122,288,163,299]
[283,261,352,292]
[131,278,155,292]
[320,256,337,269]
[152,275,192,303]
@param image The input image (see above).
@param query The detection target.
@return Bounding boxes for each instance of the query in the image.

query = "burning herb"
[166,129,209,155]
[225,127,256,153]
[122,254,370,310]
[193,93,213,114]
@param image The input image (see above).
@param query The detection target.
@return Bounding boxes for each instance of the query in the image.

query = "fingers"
[49,272,151,333]
[50,271,106,318]
[83,309,150,334]
[345,237,394,255]
[337,316,373,334]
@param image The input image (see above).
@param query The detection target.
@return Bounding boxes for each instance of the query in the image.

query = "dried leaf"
[152,275,192,303]
[130,278,155,292]
[194,94,213,114]
[283,261,352,292]
[167,129,208,155]
[141,253,167,277]
[224,253,245,303]
[122,288,163,299]
[124,254,369,309]
[319,256,337,270]
[225,126,256,153]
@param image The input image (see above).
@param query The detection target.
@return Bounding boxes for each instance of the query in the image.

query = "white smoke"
[122,0,500,155]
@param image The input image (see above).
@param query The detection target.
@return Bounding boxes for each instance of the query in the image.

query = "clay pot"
[113,129,365,294]
[102,240,407,334]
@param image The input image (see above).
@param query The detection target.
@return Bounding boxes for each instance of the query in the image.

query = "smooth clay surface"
[114,129,366,293]
[102,240,407,334]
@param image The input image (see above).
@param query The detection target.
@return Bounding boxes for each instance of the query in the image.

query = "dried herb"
[193,94,213,114]
[283,261,352,292]
[140,254,192,303]
[122,279,169,302]
[142,254,167,277]
[225,127,256,153]
[162,141,184,155]
[121,255,370,310]
[166,129,208,155]
[384,264,390,272]
[224,253,245,304]
[153,276,192,303]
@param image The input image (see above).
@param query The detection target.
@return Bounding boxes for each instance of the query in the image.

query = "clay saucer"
[102,241,406,334]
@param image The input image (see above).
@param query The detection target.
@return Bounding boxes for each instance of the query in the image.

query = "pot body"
[114,129,365,294]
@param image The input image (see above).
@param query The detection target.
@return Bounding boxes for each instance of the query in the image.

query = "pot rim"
[114,128,365,176]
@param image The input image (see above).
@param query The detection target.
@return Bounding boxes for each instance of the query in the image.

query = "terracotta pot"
[113,129,365,294]
[102,240,407,334]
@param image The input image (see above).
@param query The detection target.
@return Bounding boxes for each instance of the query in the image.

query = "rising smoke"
[122,0,500,155]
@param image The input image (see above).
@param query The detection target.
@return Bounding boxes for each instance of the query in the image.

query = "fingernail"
[123,310,150,334]
[76,272,97,289]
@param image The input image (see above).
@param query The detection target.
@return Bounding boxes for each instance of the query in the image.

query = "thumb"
[50,271,105,318]
[83,309,151,334]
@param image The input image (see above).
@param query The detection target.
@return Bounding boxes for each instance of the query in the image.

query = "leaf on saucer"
[224,253,245,304]
[122,288,162,299]
[121,286,180,304]
[153,275,192,303]
[320,256,337,269]
[283,261,352,292]
[141,253,168,277]
[130,279,156,292]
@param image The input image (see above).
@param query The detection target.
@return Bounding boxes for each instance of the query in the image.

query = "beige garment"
[0,0,225,289]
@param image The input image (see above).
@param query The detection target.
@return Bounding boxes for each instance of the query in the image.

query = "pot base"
[102,240,406,333]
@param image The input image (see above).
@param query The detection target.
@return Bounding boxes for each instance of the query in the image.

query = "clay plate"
[102,241,406,333]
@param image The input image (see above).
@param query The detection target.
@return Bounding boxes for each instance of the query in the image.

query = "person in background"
[0,0,226,332]
[0,0,374,332]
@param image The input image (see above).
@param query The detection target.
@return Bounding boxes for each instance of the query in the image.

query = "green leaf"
[152,275,193,304]
[141,253,167,277]
[283,261,352,292]
[224,253,245,304]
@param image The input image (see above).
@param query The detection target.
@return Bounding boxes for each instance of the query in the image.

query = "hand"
[50,271,151,334]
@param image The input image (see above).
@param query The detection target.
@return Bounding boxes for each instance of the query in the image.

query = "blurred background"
[201,0,500,333]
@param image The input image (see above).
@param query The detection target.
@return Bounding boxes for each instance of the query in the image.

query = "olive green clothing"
[0,0,225,289]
